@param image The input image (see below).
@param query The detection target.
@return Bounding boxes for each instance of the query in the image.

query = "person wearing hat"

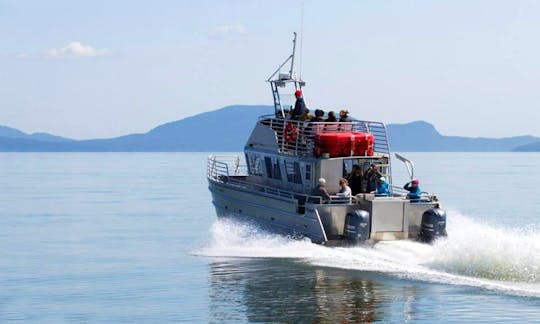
[339,109,351,122]
[372,176,390,196]
[290,89,307,120]
[404,179,422,201]
[312,178,330,203]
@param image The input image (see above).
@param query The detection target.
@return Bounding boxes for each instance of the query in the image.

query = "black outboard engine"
[419,208,447,243]
[344,210,370,245]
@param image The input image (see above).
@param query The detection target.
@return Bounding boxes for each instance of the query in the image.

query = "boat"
[206,33,447,245]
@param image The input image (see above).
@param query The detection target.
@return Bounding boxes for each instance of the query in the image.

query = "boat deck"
[258,116,391,157]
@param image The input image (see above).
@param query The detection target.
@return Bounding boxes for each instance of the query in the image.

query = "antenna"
[299,1,304,79]
[266,33,305,118]
[266,32,298,81]
[289,32,297,78]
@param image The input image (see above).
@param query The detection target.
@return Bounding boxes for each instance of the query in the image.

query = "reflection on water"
[209,258,421,323]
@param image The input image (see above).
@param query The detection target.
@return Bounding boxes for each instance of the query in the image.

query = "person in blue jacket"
[372,176,391,196]
[404,179,422,200]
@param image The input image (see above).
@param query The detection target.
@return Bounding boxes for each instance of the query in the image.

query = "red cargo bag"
[351,132,374,156]
[314,132,350,157]
[314,132,374,157]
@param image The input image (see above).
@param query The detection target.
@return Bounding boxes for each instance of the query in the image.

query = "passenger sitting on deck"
[372,176,390,196]
[311,109,325,122]
[339,109,351,122]
[364,164,382,193]
[290,89,307,120]
[312,178,331,203]
[326,111,337,122]
[336,178,352,199]
[404,179,422,201]
[298,108,313,121]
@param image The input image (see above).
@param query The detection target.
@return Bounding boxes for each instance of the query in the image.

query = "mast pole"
[289,32,297,81]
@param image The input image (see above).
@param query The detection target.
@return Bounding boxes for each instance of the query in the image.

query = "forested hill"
[1,105,538,152]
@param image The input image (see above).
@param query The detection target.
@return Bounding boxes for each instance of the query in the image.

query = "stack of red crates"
[314,132,374,157]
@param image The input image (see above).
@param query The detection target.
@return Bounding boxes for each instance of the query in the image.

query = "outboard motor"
[344,210,370,245]
[419,208,447,243]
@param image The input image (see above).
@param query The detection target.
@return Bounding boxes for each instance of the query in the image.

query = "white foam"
[194,213,540,298]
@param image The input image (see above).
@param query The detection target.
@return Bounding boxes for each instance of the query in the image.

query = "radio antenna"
[289,32,297,78]
[299,1,304,79]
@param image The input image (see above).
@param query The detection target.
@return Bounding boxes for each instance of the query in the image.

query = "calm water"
[1,152,539,322]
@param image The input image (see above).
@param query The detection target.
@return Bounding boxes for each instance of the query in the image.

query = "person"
[346,164,358,179]
[312,178,331,203]
[339,109,351,122]
[364,164,381,193]
[298,108,312,121]
[372,176,390,196]
[347,165,364,195]
[336,178,352,198]
[290,89,307,120]
[311,109,325,122]
[326,111,337,122]
[403,179,422,201]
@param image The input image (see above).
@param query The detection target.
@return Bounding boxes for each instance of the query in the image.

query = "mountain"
[387,121,539,152]
[0,125,73,142]
[513,142,540,152]
[0,105,271,152]
[1,105,539,152]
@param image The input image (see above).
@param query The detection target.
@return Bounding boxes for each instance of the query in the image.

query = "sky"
[1,0,540,139]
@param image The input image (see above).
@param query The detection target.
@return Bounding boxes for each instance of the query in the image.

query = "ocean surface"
[1,152,539,323]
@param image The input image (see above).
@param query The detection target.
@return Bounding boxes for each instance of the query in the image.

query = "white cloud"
[45,41,111,58]
[209,24,247,40]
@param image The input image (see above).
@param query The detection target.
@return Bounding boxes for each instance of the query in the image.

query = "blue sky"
[1,0,539,139]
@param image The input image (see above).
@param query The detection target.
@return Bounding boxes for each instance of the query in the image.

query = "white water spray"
[195,212,540,298]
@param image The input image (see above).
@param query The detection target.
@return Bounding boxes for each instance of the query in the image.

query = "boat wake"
[195,212,540,298]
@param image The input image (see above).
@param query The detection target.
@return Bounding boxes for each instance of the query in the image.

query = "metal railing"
[207,155,436,205]
[391,185,438,202]
[258,116,390,157]
[207,155,355,205]
[207,155,248,181]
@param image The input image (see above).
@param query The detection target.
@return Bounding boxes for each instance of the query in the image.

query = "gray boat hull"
[209,180,328,243]
[209,179,441,245]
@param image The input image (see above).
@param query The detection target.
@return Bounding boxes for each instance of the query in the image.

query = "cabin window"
[305,164,312,181]
[247,154,262,176]
[273,159,282,180]
[264,156,282,180]
[284,160,302,184]
[264,157,273,178]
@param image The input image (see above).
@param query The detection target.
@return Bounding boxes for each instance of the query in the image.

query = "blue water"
[1,152,539,322]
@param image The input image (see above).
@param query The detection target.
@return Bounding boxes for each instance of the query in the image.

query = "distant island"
[1,105,539,152]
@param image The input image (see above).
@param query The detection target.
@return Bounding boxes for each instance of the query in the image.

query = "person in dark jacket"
[403,179,422,200]
[347,165,364,195]
[291,89,307,120]
[312,178,331,203]
[311,109,325,122]
[326,111,337,122]
[364,164,381,193]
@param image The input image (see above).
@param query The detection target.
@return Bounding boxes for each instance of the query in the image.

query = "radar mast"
[267,33,306,118]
